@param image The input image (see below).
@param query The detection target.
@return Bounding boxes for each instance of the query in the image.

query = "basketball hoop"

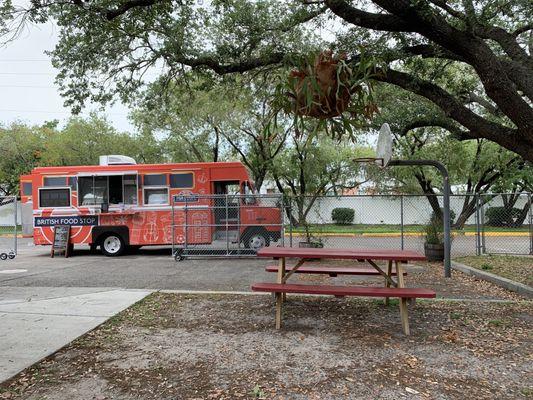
[354,123,393,167]
[353,122,453,278]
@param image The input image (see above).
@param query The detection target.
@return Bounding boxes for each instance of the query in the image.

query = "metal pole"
[237,194,241,254]
[184,198,188,256]
[481,198,486,253]
[475,193,481,256]
[400,194,404,250]
[288,198,293,247]
[225,194,229,255]
[527,193,533,254]
[171,196,175,258]
[389,159,452,278]
[13,196,18,255]
[280,194,285,247]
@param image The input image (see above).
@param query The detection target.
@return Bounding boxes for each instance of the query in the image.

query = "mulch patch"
[1,293,531,400]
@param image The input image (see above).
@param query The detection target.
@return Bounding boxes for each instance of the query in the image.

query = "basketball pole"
[388,159,452,278]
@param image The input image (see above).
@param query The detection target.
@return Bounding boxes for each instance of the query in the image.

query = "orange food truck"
[20,156,282,256]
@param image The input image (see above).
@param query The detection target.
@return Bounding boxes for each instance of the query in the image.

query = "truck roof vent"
[99,155,137,166]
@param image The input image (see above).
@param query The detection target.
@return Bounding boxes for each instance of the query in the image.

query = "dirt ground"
[1,292,531,400]
[287,261,524,301]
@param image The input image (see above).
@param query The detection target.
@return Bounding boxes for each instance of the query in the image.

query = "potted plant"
[423,216,444,262]
[298,221,324,249]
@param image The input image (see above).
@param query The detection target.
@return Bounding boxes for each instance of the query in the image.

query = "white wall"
[301,195,530,225]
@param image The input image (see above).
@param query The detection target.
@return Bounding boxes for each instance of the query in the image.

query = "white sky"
[0,20,134,132]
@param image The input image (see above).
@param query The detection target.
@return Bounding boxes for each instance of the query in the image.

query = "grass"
[0,225,21,234]
[288,223,530,235]
[455,255,533,287]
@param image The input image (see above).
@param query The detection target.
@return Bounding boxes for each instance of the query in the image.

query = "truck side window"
[39,188,70,207]
[44,176,67,187]
[123,175,137,205]
[22,182,32,196]
[170,173,193,188]
[144,188,168,205]
[144,174,167,186]
[78,176,108,205]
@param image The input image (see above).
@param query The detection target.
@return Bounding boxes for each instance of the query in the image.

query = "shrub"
[331,208,355,225]
[485,206,522,227]
[424,217,443,245]
[430,208,456,226]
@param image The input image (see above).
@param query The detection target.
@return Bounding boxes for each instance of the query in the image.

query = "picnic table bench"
[265,265,407,277]
[253,247,436,335]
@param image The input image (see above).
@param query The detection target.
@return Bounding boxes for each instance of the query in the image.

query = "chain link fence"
[0,196,18,259]
[285,193,533,256]
[171,194,284,259]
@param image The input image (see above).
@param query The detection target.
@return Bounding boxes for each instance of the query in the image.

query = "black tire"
[0,253,7,260]
[100,233,126,257]
[242,228,270,251]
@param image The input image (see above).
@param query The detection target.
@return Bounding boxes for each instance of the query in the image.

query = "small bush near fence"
[331,208,355,225]
[485,207,522,227]
[430,208,456,225]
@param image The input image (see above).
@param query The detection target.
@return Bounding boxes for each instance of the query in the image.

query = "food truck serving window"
[78,175,138,206]
[44,176,67,187]
[39,188,70,207]
[170,173,193,188]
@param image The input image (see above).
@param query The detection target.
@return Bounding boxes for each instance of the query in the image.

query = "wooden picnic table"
[253,246,434,335]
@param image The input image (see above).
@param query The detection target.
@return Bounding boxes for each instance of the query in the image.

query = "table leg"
[396,260,410,335]
[275,257,286,329]
[384,260,392,306]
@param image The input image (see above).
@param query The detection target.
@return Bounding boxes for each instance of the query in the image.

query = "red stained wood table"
[254,247,431,335]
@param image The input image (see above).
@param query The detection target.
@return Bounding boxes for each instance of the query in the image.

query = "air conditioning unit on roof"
[99,155,137,166]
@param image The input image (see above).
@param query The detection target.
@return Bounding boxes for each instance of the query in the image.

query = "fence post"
[400,195,404,250]
[475,193,481,256]
[288,198,293,248]
[527,192,533,255]
[480,195,486,254]
[280,194,285,247]
[184,198,188,255]
[13,196,18,256]
[171,197,175,258]
[225,194,230,255]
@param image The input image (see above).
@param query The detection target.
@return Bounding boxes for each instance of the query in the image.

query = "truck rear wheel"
[242,228,270,251]
[100,234,125,257]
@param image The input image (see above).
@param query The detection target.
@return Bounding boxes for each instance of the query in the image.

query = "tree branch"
[375,67,532,161]
[325,0,413,32]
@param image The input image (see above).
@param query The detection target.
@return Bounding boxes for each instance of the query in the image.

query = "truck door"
[213,181,240,225]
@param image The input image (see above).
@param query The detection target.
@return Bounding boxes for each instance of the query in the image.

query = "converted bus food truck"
[20,156,282,256]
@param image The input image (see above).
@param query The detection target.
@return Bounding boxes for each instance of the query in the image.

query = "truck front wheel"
[100,234,126,257]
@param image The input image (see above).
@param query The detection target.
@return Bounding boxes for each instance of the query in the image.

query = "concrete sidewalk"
[0,287,152,383]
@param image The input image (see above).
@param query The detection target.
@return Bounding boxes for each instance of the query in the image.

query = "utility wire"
[0,108,129,116]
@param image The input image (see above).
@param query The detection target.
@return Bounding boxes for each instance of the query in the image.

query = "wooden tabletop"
[256,246,426,261]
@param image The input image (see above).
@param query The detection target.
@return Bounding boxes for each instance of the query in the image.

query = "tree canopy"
[2,0,532,160]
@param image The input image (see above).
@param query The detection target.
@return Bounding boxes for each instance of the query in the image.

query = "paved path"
[0,287,151,383]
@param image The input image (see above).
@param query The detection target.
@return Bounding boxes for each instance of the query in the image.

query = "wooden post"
[396,261,410,335]
[275,257,286,329]
[384,260,392,306]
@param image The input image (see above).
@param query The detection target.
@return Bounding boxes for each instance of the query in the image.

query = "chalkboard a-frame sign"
[51,225,71,258]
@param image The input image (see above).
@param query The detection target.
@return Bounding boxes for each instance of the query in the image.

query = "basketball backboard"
[375,123,393,167]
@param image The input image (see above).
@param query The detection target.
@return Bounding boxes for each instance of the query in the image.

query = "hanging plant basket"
[286,50,377,120]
